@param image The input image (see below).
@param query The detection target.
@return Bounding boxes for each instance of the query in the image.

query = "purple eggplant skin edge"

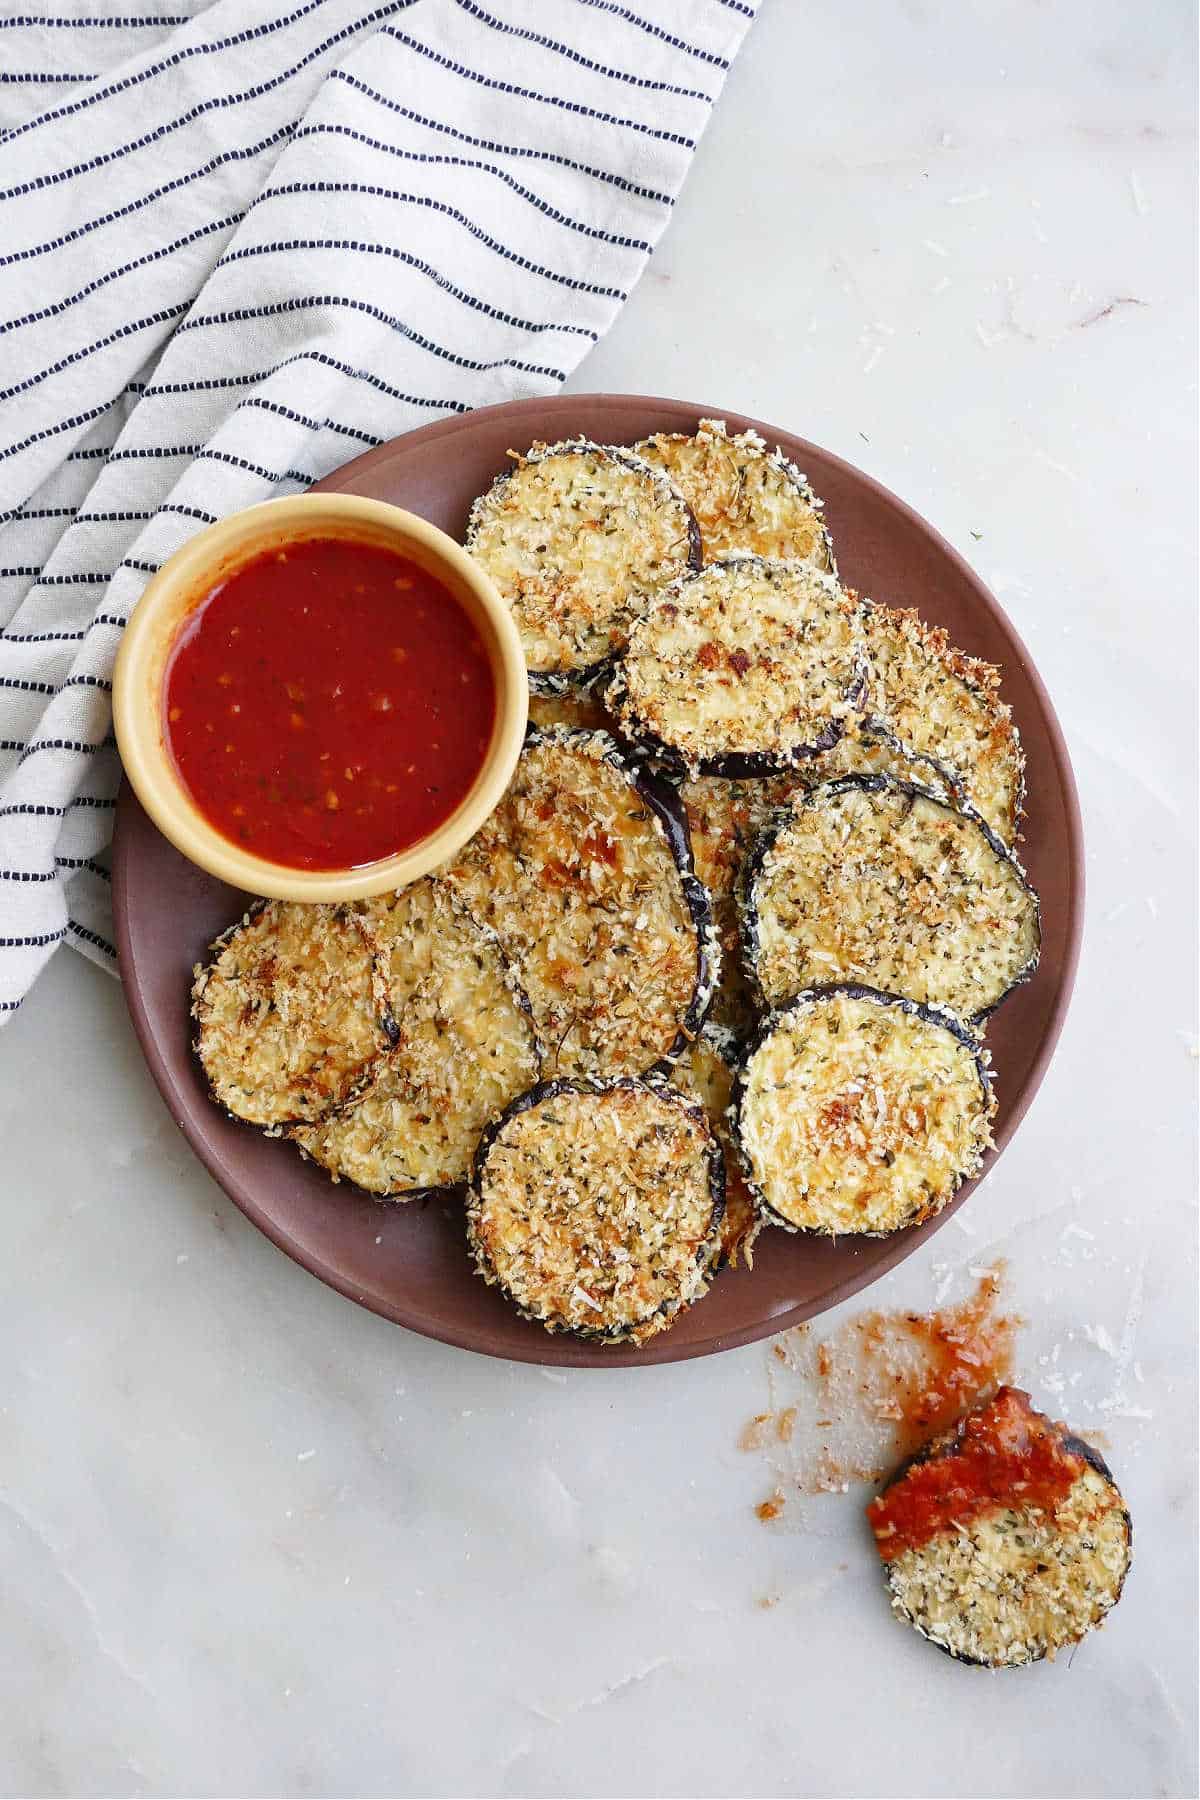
[606,663,871,783]
[287,954,543,1206]
[605,671,872,781]
[737,772,1042,1027]
[603,559,870,778]
[873,1404,1133,1668]
[520,724,720,1075]
[465,437,702,694]
[857,593,1030,843]
[466,1072,726,1345]
[631,425,841,581]
[190,899,400,1137]
[193,900,541,1207]
[731,981,994,1241]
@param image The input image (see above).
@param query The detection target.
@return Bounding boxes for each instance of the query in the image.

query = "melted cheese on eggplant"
[749,780,1039,1018]
[443,730,707,1079]
[737,990,994,1235]
[469,1081,722,1343]
[863,605,1025,843]
[192,902,387,1129]
[885,1463,1131,1667]
[636,418,834,568]
[466,439,696,677]
[291,882,538,1193]
[612,558,863,770]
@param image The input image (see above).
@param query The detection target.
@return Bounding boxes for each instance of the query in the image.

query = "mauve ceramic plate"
[112,394,1083,1368]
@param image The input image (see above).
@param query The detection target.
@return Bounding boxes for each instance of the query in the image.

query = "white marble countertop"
[1,4,1195,1795]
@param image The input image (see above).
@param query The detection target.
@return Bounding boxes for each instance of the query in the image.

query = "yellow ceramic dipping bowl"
[112,494,528,902]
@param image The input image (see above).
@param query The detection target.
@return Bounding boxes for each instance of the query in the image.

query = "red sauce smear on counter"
[165,536,495,871]
[861,1266,1021,1453]
[867,1387,1085,1561]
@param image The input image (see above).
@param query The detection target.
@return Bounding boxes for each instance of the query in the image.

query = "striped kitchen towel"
[0,0,757,1022]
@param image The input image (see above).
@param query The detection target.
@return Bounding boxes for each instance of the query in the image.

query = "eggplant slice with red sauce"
[468,1075,725,1345]
[868,1386,1132,1667]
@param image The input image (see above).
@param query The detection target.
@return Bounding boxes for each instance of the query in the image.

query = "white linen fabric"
[0,0,756,1021]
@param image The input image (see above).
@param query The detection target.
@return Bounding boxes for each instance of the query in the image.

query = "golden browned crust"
[636,418,835,569]
[468,1078,723,1343]
[745,777,1040,1020]
[192,902,390,1130]
[442,729,713,1079]
[291,880,539,1193]
[862,605,1025,843]
[465,439,697,679]
[736,988,995,1236]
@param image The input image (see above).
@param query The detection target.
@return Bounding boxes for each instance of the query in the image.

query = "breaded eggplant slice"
[802,721,963,803]
[861,603,1025,843]
[735,985,994,1237]
[682,753,954,1031]
[290,881,539,1195]
[192,901,392,1130]
[868,1386,1132,1667]
[743,776,1040,1022]
[468,1076,724,1344]
[635,417,836,570]
[672,1024,763,1268]
[608,557,866,776]
[443,727,716,1079]
[682,770,805,1034]
[465,438,700,689]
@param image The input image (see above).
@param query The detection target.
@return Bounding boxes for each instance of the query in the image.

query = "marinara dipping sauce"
[164,536,496,871]
[867,1387,1083,1560]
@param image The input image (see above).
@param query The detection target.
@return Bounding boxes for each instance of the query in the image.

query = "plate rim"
[112,391,1084,1369]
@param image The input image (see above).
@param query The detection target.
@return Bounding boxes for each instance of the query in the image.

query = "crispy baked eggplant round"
[468,1076,725,1344]
[860,603,1026,843]
[869,1387,1132,1667]
[290,880,539,1196]
[465,438,700,689]
[192,901,392,1130]
[743,775,1040,1022]
[443,727,717,1079]
[635,417,836,570]
[734,985,994,1237]
[608,556,866,776]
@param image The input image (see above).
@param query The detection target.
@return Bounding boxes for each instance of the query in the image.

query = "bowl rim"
[111,493,528,902]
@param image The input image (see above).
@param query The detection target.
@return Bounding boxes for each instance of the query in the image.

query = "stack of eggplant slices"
[193,421,1042,1351]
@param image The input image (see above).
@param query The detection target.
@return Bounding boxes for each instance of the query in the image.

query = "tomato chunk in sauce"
[165,536,495,871]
